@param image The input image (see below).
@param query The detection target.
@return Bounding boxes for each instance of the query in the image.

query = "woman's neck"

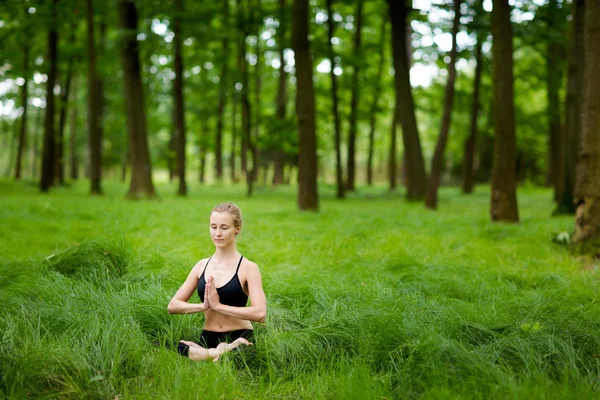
[213,245,240,263]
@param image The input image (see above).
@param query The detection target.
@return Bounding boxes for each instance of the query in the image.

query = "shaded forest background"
[0,0,598,244]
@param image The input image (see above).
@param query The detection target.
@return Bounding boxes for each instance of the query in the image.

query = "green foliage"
[0,180,598,398]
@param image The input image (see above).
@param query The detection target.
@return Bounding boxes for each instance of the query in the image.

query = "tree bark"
[14,44,29,180]
[326,0,345,199]
[40,0,59,193]
[291,0,318,210]
[387,0,427,200]
[462,39,483,194]
[367,19,386,186]
[346,0,363,192]
[31,105,43,178]
[573,0,600,243]
[546,0,564,198]
[555,0,584,215]
[490,0,519,222]
[119,0,155,199]
[69,73,79,180]
[86,0,103,195]
[425,0,461,209]
[55,35,74,186]
[173,0,187,196]
[388,102,398,190]
[273,0,287,186]
[231,92,239,183]
[215,0,229,181]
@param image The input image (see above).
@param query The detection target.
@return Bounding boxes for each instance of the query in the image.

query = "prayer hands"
[205,276,221,311]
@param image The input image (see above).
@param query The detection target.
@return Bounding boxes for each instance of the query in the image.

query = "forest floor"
[1,178,599,399]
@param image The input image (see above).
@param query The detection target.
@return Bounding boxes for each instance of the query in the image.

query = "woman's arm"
[168,262,209,314]
[206,262,267,323]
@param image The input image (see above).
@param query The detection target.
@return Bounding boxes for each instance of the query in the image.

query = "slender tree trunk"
[40,0,59,192]
[462,40,483,194]
[55,39,74,186]
[573,0,600,243]
[69,73,79,180]
[252,22,262,185]
[326,0,345,199]
[367,19,386,186]
[14,44,29,180]
[119,0,155,199]
[86,0,102,195]
[215,1,229,181]
[425,0,461,209]
[31,105,42,178]
[387,0,427,200]
[388,102,398,190]
[346,0,363,192]
[230,92,238,183]
[546,0,564,199]
[556,0,584,215]
[173,0,187,195]
[273,0,288,186]
[168,113,176,181]
[292,0,318,210]
[490,0,519,222]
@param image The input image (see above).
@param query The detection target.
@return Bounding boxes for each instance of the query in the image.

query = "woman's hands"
[204,276,222,311]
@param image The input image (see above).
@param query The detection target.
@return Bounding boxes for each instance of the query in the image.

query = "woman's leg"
[180,338,252,362]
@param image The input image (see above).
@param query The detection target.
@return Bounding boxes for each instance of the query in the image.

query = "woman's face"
[209,212,240,248]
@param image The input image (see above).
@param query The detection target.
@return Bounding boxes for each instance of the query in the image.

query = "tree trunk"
[573,0,600,243]
[119,0,155,199]
[14,44,29,180]
[273,0,287,186]
[546,0,564,199]
[215,0,229,182]
[252,19,262,186]
[231,92,238,183]
[387,0,427,200]
[346,0,363,192]
[388,102,398,190]
[555,0,584,215]
[55,36,74,186]
[291,0,319,210]
[367,19,386,186]
[40,0,59,193]
[425,0,461,210]
[173,0,187,196]
[462,39,483,194]
[86,0,102,195]
[490,0,519,222]
[326,0,345,199]
[31,105,43,178]
[69,73,79,180]
[237,0,254,196]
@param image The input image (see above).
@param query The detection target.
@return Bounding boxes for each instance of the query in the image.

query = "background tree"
[490,0,518,222]
[573,0,599,244]
[292,0,318,211]
[86,0,102,195]
[40,0,59,193]
[387,0,427,201]
[119,0,155,199]
[556,0,584,215]
[173,0,187,196]
[425,0,461,210]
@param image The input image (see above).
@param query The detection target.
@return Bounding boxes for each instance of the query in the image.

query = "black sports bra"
[197,256,248,308]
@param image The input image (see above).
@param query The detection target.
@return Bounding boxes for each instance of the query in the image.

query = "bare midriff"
[203,309,252,332]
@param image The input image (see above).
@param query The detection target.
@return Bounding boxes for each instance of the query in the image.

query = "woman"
[168,203,267,361]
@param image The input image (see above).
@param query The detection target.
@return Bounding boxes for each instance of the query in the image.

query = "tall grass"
[0,179,599,399]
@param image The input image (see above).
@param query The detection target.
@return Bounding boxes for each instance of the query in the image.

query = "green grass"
[1,178,599,399]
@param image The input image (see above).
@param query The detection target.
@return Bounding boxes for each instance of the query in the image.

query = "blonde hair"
[211,203,243,228]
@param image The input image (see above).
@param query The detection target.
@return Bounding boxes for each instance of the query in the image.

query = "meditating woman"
[168,203,267,361]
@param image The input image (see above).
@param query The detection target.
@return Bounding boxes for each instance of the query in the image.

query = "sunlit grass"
[1,178,598,399]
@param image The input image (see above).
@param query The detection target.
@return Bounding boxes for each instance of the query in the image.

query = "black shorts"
[177,329,254,357]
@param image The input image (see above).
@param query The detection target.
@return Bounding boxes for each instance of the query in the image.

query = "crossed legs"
[179,338,252,362]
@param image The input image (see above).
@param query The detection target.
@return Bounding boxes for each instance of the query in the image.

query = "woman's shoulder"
[240,256,259,271]
[191,257,211,273]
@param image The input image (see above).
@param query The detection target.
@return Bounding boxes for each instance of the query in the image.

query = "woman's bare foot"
[213,338,253,362]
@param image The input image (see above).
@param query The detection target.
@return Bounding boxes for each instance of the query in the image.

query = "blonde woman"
[168,203,267,361]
